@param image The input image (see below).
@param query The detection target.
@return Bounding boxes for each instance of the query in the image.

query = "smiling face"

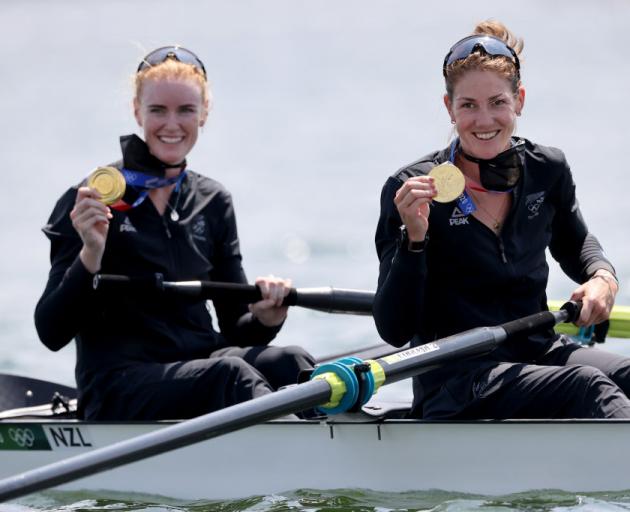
[134,78,208,166]
[445,70,525,160]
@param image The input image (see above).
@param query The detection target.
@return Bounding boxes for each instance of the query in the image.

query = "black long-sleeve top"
[373,138,616,416]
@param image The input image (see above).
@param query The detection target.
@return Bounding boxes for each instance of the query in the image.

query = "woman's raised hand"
[70,187,112,273]
[394,176,437,241]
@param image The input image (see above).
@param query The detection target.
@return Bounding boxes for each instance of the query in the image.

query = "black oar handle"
[163,279,264,303]
[93,274,374,315]
[501,300,580,338]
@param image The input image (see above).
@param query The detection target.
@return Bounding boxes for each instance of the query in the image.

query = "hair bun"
[473,19,524,56]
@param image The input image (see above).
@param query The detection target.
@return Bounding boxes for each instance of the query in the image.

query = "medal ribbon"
[448,138,477,215]
[112,169,187,211]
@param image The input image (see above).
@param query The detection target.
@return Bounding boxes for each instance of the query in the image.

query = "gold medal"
[87,166,126,205]
[428,162,465,203]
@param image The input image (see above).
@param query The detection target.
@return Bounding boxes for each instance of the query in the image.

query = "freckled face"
[134,78,208,165]
[445,70,524,160]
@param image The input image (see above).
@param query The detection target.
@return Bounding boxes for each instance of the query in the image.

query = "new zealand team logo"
[191,215,207,241]
[525,192,545,219]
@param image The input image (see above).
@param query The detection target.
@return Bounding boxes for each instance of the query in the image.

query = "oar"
[93,274,374,315]
[0,301,580,502]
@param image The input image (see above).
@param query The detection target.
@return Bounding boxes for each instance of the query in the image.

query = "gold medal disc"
[87,167,126,205]
[428,162,465,203]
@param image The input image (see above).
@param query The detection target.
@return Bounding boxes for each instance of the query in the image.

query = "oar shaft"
[375,326,503,384]
[93,274,374,315]
[373,308,573,385]
[289,287,374,314]
[0,380,331,502]
[163,283,375,314]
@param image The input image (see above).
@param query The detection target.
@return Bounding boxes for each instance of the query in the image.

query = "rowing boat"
[2,302,630,502]
[2,369,630,500]
[3,402,630,499]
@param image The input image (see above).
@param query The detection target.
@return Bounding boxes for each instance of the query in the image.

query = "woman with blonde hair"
[374,22,630,419]
[35,46,314,420]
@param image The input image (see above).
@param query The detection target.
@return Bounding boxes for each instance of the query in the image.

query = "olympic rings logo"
[8,428,35,448]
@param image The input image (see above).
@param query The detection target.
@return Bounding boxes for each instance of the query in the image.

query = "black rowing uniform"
[373,137,626,418]
[35,135,313,420]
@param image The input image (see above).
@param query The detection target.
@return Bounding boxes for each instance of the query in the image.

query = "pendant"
[170,210,179,222]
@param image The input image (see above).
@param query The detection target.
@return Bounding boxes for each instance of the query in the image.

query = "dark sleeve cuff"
[584,262,617,282]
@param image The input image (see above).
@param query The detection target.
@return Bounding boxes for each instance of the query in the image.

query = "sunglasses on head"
[137,46,207,78]
[443,35,520,79]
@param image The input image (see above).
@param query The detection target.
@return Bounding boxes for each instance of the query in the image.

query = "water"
[8,489,630,512]
[1,0,630,510]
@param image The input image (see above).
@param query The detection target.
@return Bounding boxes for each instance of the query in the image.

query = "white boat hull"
[2,418,630,499]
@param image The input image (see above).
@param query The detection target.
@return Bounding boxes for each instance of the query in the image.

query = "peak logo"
[449,206,469,226]
[120,217,137,233]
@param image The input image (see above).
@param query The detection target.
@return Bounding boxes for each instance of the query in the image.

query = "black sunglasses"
[137,46,207,78]
[443,35,520,79]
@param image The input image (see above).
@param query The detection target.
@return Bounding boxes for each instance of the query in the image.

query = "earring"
[450,120,456,125]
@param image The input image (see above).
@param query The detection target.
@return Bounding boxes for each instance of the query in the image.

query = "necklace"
[468,188,509,233]
[166,171,187,222]
[168,187,182,222]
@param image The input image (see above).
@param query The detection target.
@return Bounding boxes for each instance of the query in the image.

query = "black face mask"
[461,139,525,192]
[115,134,187,207]
[120,134,187,178]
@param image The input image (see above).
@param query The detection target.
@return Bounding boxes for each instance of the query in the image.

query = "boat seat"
[0,373,78,419]
[0,397,78,419]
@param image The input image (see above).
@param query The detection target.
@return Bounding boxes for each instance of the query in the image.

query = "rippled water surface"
[8,489,630,512]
